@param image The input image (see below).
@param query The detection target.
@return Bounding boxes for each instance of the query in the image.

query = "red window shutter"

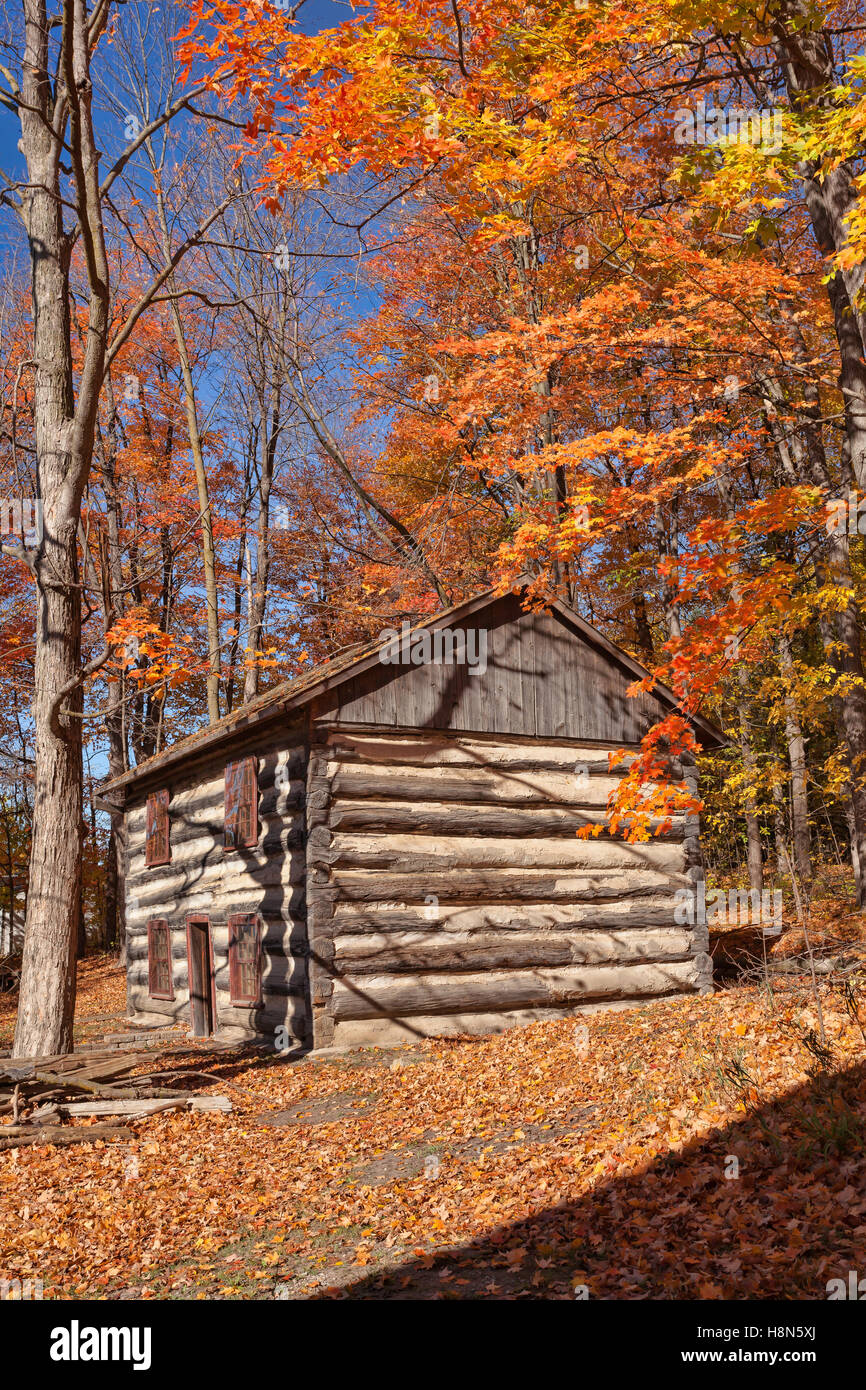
[145,791,170,866]
[224,761,242,849]
[225,758,257,850]
[240,757,258,846]
[228,914,261,1004]
[147,919,173,1000]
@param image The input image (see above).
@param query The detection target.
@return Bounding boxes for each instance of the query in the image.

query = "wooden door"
[187,917,214,1037]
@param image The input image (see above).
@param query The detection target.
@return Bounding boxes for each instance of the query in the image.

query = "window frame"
[227,913,262,1006]
[145,789,171,867]
[147,918,174,1001]
[224,757,258,851]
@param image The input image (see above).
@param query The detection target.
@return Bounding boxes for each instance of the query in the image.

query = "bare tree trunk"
[625,526,654,662]
[4,818,15,958]
[154,188,221,723]
[771,14,866,489]
[12,0,111,1055]
[10,1,224,1054]
[777,633,811,885]
[760,364,866,908]
[843,796,862,900]
[170,316,221,723]
[736,681,764,894]
[244,397,279,702]
[734,23,866,906]
[76,876,86,959]
[97,374,128,955]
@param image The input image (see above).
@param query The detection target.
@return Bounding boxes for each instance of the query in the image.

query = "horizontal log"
[127,983,309,1026]
[128,808,304,860]
[55,1096,231,1117]
[127,774,226,832]
[327,799,682,840]
[329,991,694,1047]
[125,927,305,959]
[330,896,683,933]
[325,730,634,774]
[127,761,307,834]
[127,966,187,990]
[126,848,284,893]
[0,1123,132,1151]
[213,957,306,994]
[333,927,694,974]
[325,867,687,905]
[125,1002,181,1025]
[324,832,684,875]
[127,883,307,926]
[328,765,639,808]
[126,960,306,996]
[125,915,306,946]
[127,852,306,908]
[332,958,701,1020]
[216,1000,309,1036]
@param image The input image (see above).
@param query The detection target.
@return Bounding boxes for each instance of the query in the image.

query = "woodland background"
[1,0,866,1024]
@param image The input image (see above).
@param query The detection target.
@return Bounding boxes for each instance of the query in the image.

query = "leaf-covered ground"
[2,957,866,1300]
[0,954,129,1050]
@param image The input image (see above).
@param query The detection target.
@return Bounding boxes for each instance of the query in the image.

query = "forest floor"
[3,918,866,1300]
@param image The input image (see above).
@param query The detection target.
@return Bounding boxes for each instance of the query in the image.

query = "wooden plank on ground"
[55,1095,232,1117]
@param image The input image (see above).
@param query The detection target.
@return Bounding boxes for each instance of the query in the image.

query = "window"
[224,757,258,850]
[145,790,170,866]
[147,919,173,1000]
[228,914,261,1005]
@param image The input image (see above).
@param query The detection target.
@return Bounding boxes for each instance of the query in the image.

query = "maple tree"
[4,0,866,1318]
[0,0,864,1098]
[173,0,866,895]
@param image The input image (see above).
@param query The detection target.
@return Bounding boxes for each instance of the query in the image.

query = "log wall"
[124,726,310,1044]
[306,727,712,1047]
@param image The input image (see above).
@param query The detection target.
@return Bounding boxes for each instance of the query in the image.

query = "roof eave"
[98,583,727,798]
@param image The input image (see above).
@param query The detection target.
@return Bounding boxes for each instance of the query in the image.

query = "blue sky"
[0,0,357,249]
[0,0,381,788]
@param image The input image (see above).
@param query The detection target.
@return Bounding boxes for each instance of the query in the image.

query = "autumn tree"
[1,0,238,1055]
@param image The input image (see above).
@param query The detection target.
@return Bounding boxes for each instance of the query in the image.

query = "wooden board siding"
[124,731,310,1043]
[325,595,671,742]
[305,728,712,1047]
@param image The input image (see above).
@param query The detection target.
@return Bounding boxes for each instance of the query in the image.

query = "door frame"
[186,914,216,1037]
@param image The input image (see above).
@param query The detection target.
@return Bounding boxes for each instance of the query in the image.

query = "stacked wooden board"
[0,1048,231,1148]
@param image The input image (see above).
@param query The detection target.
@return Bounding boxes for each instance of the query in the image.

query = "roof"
[97,585,726,801]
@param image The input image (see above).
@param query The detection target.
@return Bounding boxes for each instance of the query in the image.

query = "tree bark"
[154,186,221,723]
[760,365,866,908]
[244,394,279,702]
[13,0,111,1055]
[736,684,765,894]
[776,633,811,886]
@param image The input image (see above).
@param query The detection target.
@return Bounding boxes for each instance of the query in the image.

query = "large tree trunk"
[761,362,866,909]
[771,12,866,488]
[14,491,86,1054]
[13,0,109,1056]
[12,0,223,1053]
[768,21,866,899]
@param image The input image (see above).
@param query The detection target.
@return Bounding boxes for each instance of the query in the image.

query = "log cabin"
[97,587,725,1050]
